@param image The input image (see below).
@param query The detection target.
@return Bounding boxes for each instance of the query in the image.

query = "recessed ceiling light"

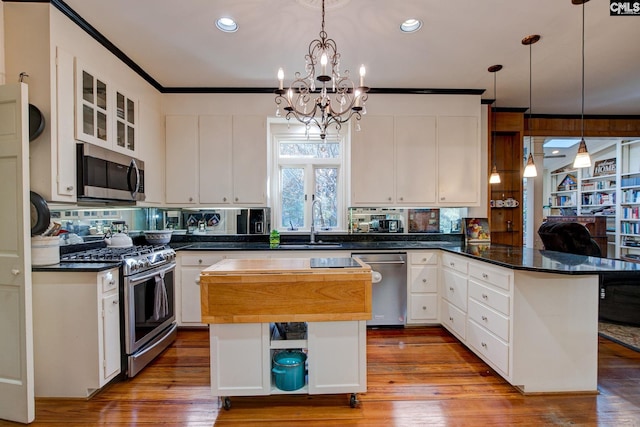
[216,17,238,33]
[400,19,422,33]
[552,150,560,154]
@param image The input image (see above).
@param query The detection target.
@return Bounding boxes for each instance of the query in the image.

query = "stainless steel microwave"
[76,143,145,202]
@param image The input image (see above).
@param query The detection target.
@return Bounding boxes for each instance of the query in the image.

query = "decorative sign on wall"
[593,158,616,176]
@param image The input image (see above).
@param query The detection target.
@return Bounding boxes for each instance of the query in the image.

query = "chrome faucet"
[310,199,325,243]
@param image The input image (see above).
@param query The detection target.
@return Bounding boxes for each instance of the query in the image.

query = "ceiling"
[57,0,640,167]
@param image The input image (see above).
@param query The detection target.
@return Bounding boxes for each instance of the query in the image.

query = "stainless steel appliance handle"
[129,158,141,198]
[359,260,406,265]
[128,262,176,285]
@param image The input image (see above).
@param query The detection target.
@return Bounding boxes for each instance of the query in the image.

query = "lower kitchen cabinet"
[177,252,224,326]
[406,251,439,324]
[439,253,599,393]
[32,268,120,397]
[209,321,367,406]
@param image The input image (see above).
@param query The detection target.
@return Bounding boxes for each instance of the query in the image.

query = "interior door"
[0,83,35,422]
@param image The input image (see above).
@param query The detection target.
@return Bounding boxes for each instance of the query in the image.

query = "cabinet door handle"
[198,259,203,264]
[422,278,427,283]
[223,197,227,202]
[481,316,488,321]
[482,294,488,300]
[189,197,193,202]
[11,269,20,276]
[235,197,239,202]
[482,273,489,279]
[388,197,392,201]
[450,262,455,267]
[112,300,119,305]
[481,342,487,348]
[66,185,74,191]
[449,287,454,292]
[422,306,427,311]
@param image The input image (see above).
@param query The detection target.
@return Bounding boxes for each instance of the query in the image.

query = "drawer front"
[468,280,510,316]
[180,253,224,267]
[442,269,467,311]
[467,320,509,376]
[410,265,438,293]
[409,294,438,322]
[100,269,118,293]
[468,262,512,291]
[441,253,468,274]
[440,300,466,339]
[409,251,438,265]
[467,298,510,342]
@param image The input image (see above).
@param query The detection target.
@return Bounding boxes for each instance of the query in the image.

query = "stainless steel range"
[62,244,177,377]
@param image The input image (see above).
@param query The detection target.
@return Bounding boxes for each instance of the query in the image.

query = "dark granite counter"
[443,245,640,275]
[32,262,121,273]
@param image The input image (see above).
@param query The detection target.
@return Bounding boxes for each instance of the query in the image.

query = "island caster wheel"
[349,393,359,408]
[222,396,231,410]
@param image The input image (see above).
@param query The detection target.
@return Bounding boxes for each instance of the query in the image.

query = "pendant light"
[572,0,592,168]
[522,34,540,178]
[488,64,502,184]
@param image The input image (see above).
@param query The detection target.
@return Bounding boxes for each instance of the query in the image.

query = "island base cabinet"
[307,321,367,394]
[209,321,367,402]
[209,323,270,396]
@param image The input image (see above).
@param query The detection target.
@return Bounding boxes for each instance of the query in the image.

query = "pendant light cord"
[529,42,533,157]
[581,2,585,139]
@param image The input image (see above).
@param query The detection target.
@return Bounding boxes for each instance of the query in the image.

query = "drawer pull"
[482,316,488,321]
[109,280,116,286]
[481,342,487,348]
[450,262,455,267]
[422,306,427,311]
[482,294,488,300]
[449,316,454,322]
[198,259,203,264]
[422,258,427,262]
[449,287,454,292]
[195,279,201,286]
[422,279,427,283]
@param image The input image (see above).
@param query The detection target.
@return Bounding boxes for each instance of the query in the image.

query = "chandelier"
[274,0,369,139]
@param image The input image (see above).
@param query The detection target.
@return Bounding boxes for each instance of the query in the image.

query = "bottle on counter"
[270,229,280,248]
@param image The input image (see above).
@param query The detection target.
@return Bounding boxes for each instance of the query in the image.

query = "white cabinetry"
[4,4,77,202]
[466,261,512,378]
[75,59,138,155]
[436,116,480,205]
[165,115,267,206]
[32,268,121,397]
[439,252,598,393]
[210,321,366,404]
[177,252,224,326]
[406,251,439,324]
[165,115,198,204]
[351,115,478,207]
[440,253,468,339]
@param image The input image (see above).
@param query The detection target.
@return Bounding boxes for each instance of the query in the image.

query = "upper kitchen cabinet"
[351,114,477,207]
[165,115,267,206]
[75,59,138,155]
[437,116,480,206]
[4,4,76,202]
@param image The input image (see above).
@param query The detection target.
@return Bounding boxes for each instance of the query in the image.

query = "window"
[271,130,346,232]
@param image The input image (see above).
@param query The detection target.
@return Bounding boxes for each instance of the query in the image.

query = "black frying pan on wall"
[29,104,45,142]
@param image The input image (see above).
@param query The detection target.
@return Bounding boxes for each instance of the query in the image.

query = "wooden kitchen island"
[199,257,372,409]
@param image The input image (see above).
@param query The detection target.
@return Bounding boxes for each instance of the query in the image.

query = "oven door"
[124,262,176,355]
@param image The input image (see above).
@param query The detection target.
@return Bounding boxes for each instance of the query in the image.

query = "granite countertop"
[173,240,457,251]
[444,245,640,275]
[32,261,121,273]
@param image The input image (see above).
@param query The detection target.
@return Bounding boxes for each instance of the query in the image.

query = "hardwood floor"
[2,327,640,426]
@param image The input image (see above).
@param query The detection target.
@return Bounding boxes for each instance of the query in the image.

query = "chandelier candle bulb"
[360,65,366,86]
[278,68,284,90]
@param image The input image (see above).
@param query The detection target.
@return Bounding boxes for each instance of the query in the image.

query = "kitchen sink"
[280,242,343,249]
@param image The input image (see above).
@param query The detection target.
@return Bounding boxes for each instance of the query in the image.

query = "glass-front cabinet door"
[75,59,137,154]
[76,60,109,147]
[115,91,136,152]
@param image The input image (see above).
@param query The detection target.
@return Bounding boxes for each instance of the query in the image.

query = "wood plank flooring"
[2,326,640,426]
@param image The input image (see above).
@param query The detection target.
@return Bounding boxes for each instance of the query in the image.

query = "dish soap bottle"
[270,229,280,248]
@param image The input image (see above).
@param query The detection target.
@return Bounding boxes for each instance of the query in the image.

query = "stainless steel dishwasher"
[352,253,407,327]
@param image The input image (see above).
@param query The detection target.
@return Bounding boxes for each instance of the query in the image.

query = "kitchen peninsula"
[199,257,372,409]
[179,241,640,396]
